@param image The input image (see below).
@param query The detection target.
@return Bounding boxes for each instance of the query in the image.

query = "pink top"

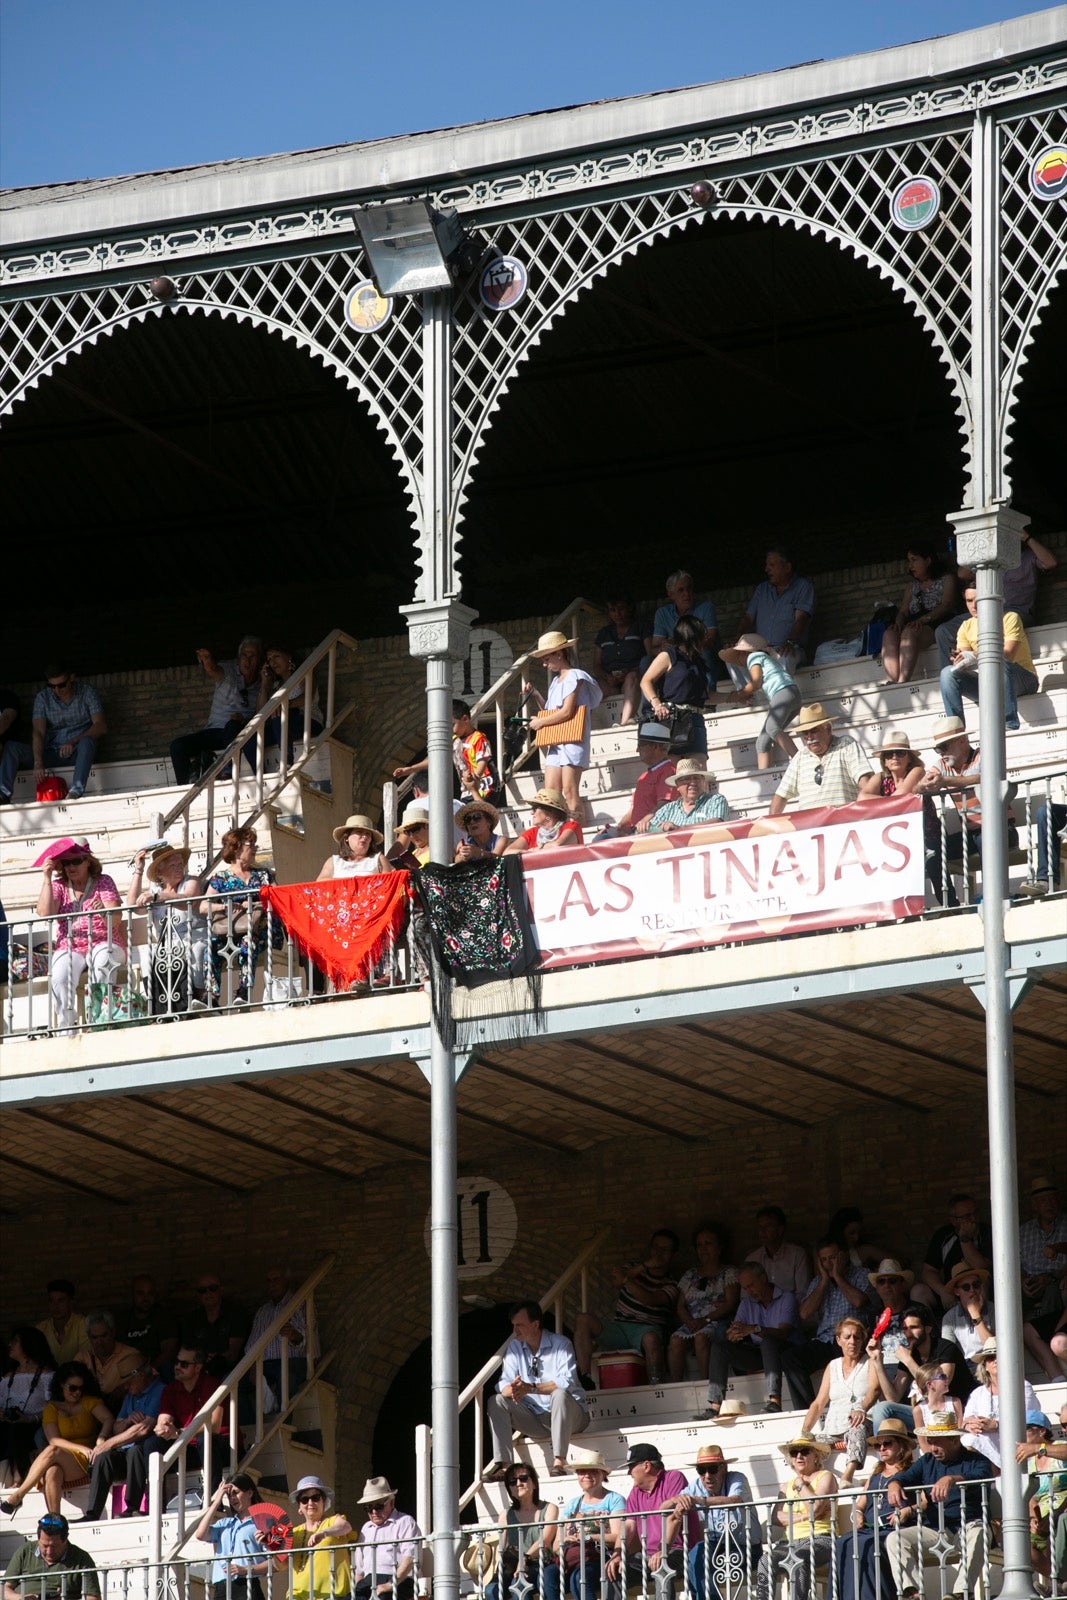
[53,874,125,956]
[625,1469,695,1554]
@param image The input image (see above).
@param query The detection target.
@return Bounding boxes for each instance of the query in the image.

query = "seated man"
[36,1278,89,1367]
[921,1193,992,1312]
[942,1263,1061,1383]
[593,595,652,726]
[604,1443,694,1594]
[0,665,106,804]
[485,1299,590,1480]
[893,1300,972,1406]
[769,705,878,815]
[935,528,1057,667]
[243,1266,315,1408]
[665,1441,760,1599]
[170,639,263,787]
[134,1344,227,1506]
[863,1259,917,1430]
[705,1261,805,1417]
[1019,1174,1067,1320]
[574,1229,680,1388]
[182,1272,249,1379]
[649,570,719,666]
[884,1417,996,1598]
[939,585,1038,731]
[3,1512,100,1600]
[749,1206,810,1297]
[730,547,816,675]
[646,760,729,832]
[793,1236,872,1402]
[83,1360,165,1520]
[352,1476,421,1600]
[595,722,675,838]
[75,1311,143,1412]
[917,716,1018,905]
[118,1274,179,1375]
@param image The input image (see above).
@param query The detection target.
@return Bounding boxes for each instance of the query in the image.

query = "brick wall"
[7,532,1064,819]
[2,1088,1062,1505]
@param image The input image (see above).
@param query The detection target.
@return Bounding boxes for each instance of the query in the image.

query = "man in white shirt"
[485,1299,590,1479]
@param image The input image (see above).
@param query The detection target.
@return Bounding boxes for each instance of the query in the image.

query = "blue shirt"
[498,1329,588,1414]
[652,599,719,642]
[748,650,797,702]
[683,1470,753,1535]
[648,792,730,833]
[208,1514,264,1583]
[801,1266,873,1344]
[32,683,103,741]
[734,1285,800,1347]
[744,578,816,649]
[115,1379,165,1447]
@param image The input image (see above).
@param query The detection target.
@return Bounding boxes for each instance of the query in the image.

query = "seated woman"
[592,595,650,727]
[641,616,728,758]
[523,630,603,822]
[487,1462,560,1600]
[0,1327,54,1487]
[200,826,274,1004]
[881,544,959,685]
[827,1208,886,1273]
[506,790,583,853]
[455,799,508,862]
[288,1474,354,1600]
[1019,1410,1067,1590]
[646,760,729,833]
[757,1436,837,1600]
[871,730,925,798]
[258,646,324,754]
[558,1451,624,1600]
[0,1362,112,1514]
[719,634,800,770]
[318,815,389,880]
[130,842,208,1014]
[35,837,125,1031]
[668,1223,739,1385]
[834,1418,916,1600]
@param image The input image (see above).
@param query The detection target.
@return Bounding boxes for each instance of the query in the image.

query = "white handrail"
[150,1252,335,1553]
[162,630,359,870]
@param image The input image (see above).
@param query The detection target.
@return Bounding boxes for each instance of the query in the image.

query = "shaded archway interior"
[1,217,1063,677]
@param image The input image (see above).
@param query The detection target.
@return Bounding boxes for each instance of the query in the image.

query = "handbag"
[89,982,149,1026]
[263,974,304,1008]
[534,704,587,749]
[36,773,69,802]
[210,902,262,938]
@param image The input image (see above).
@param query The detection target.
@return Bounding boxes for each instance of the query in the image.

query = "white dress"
[332,854,388,877]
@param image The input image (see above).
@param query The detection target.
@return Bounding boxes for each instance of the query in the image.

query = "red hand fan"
[872,1306,893,1340]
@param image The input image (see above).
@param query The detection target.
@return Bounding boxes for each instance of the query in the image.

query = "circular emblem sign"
[890,176,941,232]
[1029,145,1067,202]
[479,256,527,312]
[343,280,393,334]
[424,1176,518,1279]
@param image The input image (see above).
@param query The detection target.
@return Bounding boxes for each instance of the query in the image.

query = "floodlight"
[352,200,468,297]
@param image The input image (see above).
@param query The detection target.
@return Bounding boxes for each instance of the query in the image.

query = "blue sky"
[0,0,1048,189]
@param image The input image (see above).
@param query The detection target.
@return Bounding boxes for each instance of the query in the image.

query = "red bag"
[36,774,69,803]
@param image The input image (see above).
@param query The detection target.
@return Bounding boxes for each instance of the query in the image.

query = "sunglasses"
[812,764,824,786]
[954,1280,981,1291]
[39,1516,67,1532]
[790,1448,814,1457]
[366,1500,391,1512]
[297,1494,324,1504]
[47,677,72,689]
[697,1464,724,1475]
[173,1358,196,1368]
[506,1475,532,1487]
[197,1284,221,1293]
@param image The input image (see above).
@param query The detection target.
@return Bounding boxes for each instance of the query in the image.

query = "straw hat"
[529,788,569,815]
[665,758,711,788]
[930,715,967,747]
[868,1258,915,1289]
[357,1475,397,1504]
[918,1413,963,1439]
[529,630,578,659]
[944,1261,990,1294]
[713,1398,748,1424]
[1030,1175,1058,1197]
[719,633,772,664]
[872,1417,915,1445]
[332,813,384,847]
[695,1443,734,1467]
[455,797,500,832]
[779,1432,832,1462]
[795,703,836,732]
[396,805,430,834]
[146,843,192,884]
[973,1338,999,1366]
[569,1449,609,1474]
[873,729,914,757]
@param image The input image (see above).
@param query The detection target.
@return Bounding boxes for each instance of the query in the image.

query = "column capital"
[948,502,1030,569]
[400,599,479,661]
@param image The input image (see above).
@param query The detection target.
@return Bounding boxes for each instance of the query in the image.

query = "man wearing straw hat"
[351,1476,422,1600]
[646,759,730,832]
[769,705,878,815]
[665,1441,760,1598]
[884,1416,995,1598]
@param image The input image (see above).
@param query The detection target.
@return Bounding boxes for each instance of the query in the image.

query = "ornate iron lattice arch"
[449,131,977,538]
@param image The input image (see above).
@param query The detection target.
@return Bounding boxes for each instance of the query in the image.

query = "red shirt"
[631,760,676,827]
[521,820,583,849]
[159,1373,228,1436]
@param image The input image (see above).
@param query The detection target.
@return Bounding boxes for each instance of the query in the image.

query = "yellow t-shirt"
[781,1473,837,1540]
[955,611,1035,677]
[290,1518,352,1599]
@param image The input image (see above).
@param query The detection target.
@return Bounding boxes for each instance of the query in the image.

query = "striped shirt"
[648,792,730,832]
[776,735,873,809]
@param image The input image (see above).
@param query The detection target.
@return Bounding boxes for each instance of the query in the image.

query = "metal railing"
[148,1255,336,1559]
[2,889,415,1037]
[414,1228,612,1533]
[19,1476,1058,1600]
[162,630,359,874]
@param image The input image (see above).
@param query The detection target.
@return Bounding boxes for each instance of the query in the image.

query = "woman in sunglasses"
[756,1434,837,1600]
[36,837,125,1031]
[833,1418,916,1600]
[1,1362,112,1514]
[288,1474,353,1599]
[488,1462,560,1600]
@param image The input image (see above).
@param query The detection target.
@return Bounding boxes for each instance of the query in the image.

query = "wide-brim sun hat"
[396,805,430,834]
[146,843,192,884]
[332,813,384,847]
[795,703,836,732]
[874,729,914,757]
[1030,1175,1058,1197]
[714,1399,748,1424]
[529,788,569,815]
[695,1444,734,1466]
[666,758,711,788]
[973,1338,999,1365]
[944,1261,991,1294]
[868,1258,915,1289]
[719,633,772,664]
[291,1474,333,1508]
[358,1475,397,1503]
[918,1414,963,1438]
[33,836,92,868]
[873,1417,915,1444]
[779,1433,832,1461]
[570,1449,609,1473]
[456,798,500,831]
[930,715,967,746]
[529,630,578,659]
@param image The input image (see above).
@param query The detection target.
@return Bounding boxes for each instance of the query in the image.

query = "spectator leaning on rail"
[484,1299,590,1481]
[769,704,878,816]
[3,1512,100,1600]
[883,1415,996,1600]
[939,584,1038,731]
[35,837,125,1033]
[170,638,263,787]
[0,663,106,805]
[604,1443,695,1594]
[645,759,729,832]
[351,1476,422,1600]
[936,526,1057,668]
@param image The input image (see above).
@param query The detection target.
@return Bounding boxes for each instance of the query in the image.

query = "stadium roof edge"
[2,7,1064,248]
